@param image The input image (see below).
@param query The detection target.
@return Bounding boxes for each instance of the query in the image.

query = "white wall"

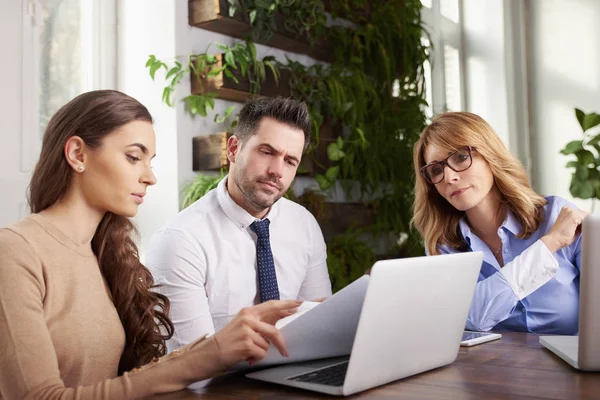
[528,0,600,210]
[118,0,180,257]
[0,0,34,227]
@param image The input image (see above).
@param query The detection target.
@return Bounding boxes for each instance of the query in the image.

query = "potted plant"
[560,108,600,207]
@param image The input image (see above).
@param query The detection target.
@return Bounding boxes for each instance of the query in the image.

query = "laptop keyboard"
[287,361,349,387]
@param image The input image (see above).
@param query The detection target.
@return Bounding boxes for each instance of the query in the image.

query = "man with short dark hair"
[147,97,332,352]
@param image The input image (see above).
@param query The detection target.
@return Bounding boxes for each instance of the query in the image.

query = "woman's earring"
[77,165,84,172]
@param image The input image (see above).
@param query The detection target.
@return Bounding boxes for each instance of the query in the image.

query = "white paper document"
[232,274,371,370]
[275,301,321,329]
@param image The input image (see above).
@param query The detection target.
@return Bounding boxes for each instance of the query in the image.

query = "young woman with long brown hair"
[0,90,301,399]
[412,112,587,335]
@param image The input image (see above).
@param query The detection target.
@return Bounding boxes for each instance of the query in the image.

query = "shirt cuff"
[500,240,559,300]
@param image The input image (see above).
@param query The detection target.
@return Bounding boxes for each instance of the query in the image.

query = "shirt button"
[504,249,508,254]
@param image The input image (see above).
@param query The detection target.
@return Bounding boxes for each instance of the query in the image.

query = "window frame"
[20,0,117,173]
[421,0,465,115]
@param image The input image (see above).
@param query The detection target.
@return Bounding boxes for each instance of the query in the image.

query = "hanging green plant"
[150,0,432,290]
[146,40,280,118]
[228,0,327,44]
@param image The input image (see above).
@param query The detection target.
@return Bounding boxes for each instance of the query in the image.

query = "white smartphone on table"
[460,331,502,346]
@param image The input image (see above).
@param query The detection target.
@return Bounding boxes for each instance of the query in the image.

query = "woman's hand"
[542,206,588,253]
[212,299,302,368]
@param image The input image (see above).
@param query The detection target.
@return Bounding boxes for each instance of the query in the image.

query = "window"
[420,0,464,115]
[440,0,460,23]
[36,0,117,138]
[20,0,116,172]
[443,45,462,111]
[422,37,433,118]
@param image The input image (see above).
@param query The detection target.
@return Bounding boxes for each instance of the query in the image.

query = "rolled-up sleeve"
[441,240,559,331]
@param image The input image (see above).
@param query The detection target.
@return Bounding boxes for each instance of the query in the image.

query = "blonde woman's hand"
[212,299,302,368]
[541,206,588,253]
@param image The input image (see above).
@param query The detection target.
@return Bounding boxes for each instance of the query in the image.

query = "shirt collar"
[503,210,522,235]
[216,175,280,230]
[459,209,522,241]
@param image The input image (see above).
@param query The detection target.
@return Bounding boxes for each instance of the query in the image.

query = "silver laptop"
[247,252,484,396]
[540,214,600,371]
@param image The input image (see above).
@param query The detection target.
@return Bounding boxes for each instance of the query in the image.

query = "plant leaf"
[575,108,585,131]
[560,140,583,155]
[162,87,173,107]
[224,68,238,83]
[207,66,225,77]
[224,105,236,118]
[582,113,600,132]
[327,142,346,161]
[576,149,595,166]
[225,51,236,68]
[315,173,334,191]
[149,62,163,80]
[570,177,595,199]
[588,134,600,146]
[145,55,156,68]
[325,165,340,181]
[165,66,179,80]
[227,0,237,17]
[565,160,578,169]
[575,165,589,180]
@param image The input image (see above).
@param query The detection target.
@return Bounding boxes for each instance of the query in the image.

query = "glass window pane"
[39,0,88,136]
[420,37,433,118]
[441,0,460,23]
[444,45,462,111]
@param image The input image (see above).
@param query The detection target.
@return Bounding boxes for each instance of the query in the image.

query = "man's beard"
[233,169,283,210]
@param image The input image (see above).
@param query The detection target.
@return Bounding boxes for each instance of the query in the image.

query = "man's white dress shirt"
[146,177,332,352]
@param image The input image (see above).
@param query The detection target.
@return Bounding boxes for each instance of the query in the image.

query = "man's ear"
[226,135,242,164]
[64,136,87,173]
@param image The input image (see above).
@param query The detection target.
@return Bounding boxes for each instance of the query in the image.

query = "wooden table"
[153,333,600,399]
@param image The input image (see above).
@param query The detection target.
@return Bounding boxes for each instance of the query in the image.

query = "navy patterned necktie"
[250,219,280,302]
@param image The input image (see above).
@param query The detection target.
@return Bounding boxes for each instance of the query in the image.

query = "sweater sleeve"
[0,229,223,400]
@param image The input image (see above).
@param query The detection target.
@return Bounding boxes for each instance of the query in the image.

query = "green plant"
[560,108,600,201]
[228,0,327,44]
[148,0,431,291]
[280,0,327,43]
[180,171,226,209]
[326,230,377,293]
[214,105,239,134]
[146,40,280,118]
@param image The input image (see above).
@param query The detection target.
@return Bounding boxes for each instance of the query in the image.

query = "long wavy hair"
[411,112,547,255]
[28,90,174,373]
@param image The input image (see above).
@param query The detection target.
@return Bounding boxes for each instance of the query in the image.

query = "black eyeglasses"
[420,146,473,185]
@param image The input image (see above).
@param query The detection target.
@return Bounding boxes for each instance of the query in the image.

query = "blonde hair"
[411,112,547,255]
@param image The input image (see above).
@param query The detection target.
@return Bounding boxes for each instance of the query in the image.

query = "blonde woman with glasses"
[412,112,587,335]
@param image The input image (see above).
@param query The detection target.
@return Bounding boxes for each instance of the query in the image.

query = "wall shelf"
[190,54,292,103]
[188,0,332,62]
